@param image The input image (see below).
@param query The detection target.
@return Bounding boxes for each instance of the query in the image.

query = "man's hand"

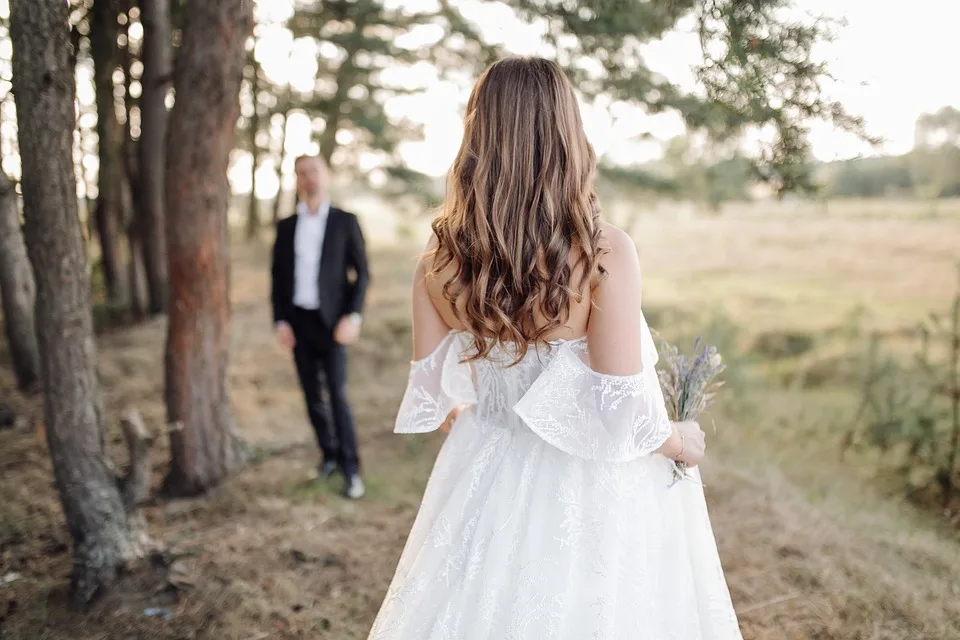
[334,313,362,345]
[276,321,296,350]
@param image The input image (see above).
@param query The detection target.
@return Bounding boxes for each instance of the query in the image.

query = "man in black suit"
[271,154,370,499]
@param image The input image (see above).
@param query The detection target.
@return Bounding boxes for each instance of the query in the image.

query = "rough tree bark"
[9,0,137,605]
[163,0,251,496]
[138,0,171,314]
[91,0,129,304]
[0,171,41,391]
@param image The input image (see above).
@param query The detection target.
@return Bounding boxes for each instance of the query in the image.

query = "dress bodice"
[466,336,585,425]
[395,314,671,463]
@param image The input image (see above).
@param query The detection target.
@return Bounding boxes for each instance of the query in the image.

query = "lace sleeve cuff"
[513,341,672,462]
[394,332,477,434]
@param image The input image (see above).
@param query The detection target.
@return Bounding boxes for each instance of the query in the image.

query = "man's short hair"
[294,154,326,168]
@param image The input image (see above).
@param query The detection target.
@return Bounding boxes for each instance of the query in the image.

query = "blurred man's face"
[295,156,329,200]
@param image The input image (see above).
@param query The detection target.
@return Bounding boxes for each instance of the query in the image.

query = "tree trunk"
[10,0,136,605]
[122,20,147,321]
[123,161,147,320]
[245,60,261,240]
[318,22,364,164]
[318,81,347,165]
[91,0,128,305]
[127,225,147,320]
[272,103,291,223]
[163,0,251,497]
[138,0,171,314]
[79,105,99,248]
[0,171,40,391]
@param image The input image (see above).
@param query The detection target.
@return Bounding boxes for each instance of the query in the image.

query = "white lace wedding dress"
[368,313,742,639]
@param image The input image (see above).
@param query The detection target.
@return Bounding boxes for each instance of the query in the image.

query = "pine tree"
[163,0,251,497]
[285,0,498,175]
[500,0,873,192]
[137,0,173,313]
[0,171,40,391]
[90,0,129,303]
[10,0,143,604]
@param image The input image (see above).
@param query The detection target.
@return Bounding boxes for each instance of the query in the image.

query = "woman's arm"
[411,253,452,360]
[408,251,466,433]
[585,224,700,463]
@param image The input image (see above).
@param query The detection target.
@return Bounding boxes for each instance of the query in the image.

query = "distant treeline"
[597,135,756,211]
[600,107,960,206]
[807,106,960,200]
[816,147,960,199]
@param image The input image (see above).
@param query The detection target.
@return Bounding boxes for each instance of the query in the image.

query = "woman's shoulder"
[416,232,454,301]
[416,232,442,278]
[597,221,636,257]
[596,221,642,279]
[424,230,440,252]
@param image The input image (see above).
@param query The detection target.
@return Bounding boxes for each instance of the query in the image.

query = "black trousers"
[290,306,360,477]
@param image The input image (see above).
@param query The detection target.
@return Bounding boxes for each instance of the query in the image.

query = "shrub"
[845,267,960,511]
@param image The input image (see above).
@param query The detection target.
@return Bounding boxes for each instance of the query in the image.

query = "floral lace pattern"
[395,332,477,434]
[513,339,674,463]
[372,315,742,639]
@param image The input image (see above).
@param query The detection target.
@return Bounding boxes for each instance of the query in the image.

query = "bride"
[368,56,742,639]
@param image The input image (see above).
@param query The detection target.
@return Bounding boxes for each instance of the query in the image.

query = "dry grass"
[2,209,960,639]
[628,214,960,332]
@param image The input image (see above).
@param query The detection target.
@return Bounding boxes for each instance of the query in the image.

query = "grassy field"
[2,205,960,639]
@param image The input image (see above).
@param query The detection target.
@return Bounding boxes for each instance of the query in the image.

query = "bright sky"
[241,0,960,196]
[3,0,953,194]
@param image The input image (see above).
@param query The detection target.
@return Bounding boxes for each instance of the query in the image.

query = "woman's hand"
[673,421,705,467]
[656,421,706,467]
[440,406,464,433]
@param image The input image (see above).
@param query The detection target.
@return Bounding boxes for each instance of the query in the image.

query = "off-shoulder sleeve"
[395,332,478,434]
[512,335,672,463]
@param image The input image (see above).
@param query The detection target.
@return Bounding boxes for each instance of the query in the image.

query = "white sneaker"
[344,475,365,500]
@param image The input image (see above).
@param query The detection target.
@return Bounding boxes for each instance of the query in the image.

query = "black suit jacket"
[271,206,370,329]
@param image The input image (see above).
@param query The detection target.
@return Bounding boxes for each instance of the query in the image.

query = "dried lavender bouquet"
[650,331,726,486]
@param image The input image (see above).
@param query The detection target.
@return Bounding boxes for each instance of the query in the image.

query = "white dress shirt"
[292,199,330,310]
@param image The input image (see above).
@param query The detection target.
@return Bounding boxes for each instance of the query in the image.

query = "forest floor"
[3,210,960,639]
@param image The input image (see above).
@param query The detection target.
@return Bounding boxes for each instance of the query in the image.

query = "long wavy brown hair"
[429,56,606,363]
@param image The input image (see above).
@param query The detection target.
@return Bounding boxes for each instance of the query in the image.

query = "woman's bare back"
[413,221,645,377]
[419,223,633,344]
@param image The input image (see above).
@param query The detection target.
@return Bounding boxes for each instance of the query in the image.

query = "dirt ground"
[2,232,960,640]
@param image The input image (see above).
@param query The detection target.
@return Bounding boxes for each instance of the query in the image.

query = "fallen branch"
[120,407,153,511]
[738,592,801,615]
